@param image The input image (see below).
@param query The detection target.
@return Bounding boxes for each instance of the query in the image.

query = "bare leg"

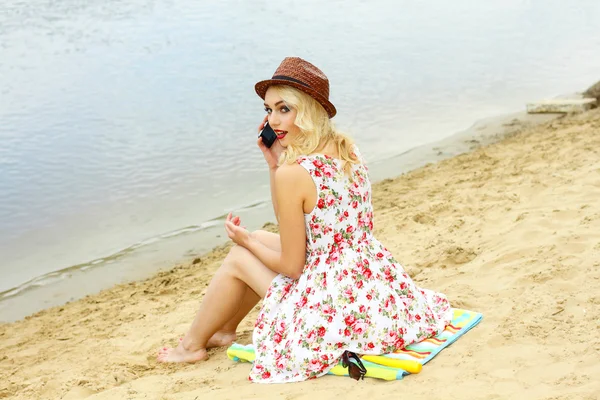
[205,287,260,348]
[157,232,279,363]
[207,231,280,347]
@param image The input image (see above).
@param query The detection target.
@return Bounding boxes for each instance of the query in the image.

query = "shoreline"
[1,106,599,399]
[0,107,563,323]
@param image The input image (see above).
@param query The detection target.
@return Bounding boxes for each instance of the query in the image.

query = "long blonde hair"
[270,85,359,175]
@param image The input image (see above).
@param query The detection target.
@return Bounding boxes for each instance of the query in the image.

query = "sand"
[1,109,600,399]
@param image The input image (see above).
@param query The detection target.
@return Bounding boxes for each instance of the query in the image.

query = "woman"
[158,57,452,383]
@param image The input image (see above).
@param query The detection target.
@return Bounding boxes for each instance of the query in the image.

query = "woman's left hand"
[224,212,250,247]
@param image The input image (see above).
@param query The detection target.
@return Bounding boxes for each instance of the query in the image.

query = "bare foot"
[207,331,237,348]
[157,342,208,363]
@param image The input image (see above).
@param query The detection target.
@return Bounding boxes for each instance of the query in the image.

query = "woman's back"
[296,151,374,259]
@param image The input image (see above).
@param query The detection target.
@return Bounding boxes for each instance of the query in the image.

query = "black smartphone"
[259,121,277,148]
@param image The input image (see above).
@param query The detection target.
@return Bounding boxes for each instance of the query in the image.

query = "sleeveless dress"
[249,148,452,383]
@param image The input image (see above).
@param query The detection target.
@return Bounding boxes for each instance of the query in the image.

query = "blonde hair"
[270,85,359,176]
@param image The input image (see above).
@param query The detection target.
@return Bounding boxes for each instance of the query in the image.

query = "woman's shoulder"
[278,161,313,180]
[276,161,315,199]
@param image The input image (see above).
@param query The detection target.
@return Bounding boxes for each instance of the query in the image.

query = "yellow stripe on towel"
[361,355,422,373]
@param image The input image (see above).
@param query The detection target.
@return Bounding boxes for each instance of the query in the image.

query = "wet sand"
[1,109,599,399]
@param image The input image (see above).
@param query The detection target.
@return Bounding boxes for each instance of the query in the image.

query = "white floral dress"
[249,148,452,383]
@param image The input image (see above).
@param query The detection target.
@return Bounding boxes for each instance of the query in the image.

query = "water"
[1,0,599,321]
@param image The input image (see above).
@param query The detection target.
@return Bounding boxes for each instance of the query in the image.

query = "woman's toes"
[157,347,170,357]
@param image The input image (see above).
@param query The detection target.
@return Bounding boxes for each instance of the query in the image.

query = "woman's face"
[264,87,300,147]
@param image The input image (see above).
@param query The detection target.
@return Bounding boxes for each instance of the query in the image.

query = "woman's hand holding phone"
[257,115,283,170]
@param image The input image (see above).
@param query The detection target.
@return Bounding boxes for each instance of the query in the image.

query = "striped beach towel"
[227,308,482,381]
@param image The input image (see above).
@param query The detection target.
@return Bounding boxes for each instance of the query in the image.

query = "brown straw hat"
[255,57,337,118]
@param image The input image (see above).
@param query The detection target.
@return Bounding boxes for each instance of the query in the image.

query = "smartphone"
[259,121,277,148]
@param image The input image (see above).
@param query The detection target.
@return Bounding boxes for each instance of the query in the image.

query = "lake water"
[1,0,600,321]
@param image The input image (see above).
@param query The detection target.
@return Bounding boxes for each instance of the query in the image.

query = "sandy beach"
[1,108,600,399]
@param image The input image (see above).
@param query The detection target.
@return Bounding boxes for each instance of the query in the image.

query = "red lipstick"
[274,130,287,139]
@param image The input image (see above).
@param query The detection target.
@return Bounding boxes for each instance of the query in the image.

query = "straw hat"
[255,57,337,118]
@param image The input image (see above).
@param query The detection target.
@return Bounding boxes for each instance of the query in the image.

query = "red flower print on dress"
[297,297,307,307]
[311,223,321,236]
[334,232,343,243]
[307,359,324,374]
[322,303,335,316]
[384,267,395,282]
[343,287,353,298]
[323,166,335,178]
[317,198,325,209]
[344,315,356,326]
[362,268,372,279]
[306,330,317,344]
[352,321,368,335]
[326,194,336,206]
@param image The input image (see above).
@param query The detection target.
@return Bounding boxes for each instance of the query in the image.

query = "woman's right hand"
[257,115,284,170]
